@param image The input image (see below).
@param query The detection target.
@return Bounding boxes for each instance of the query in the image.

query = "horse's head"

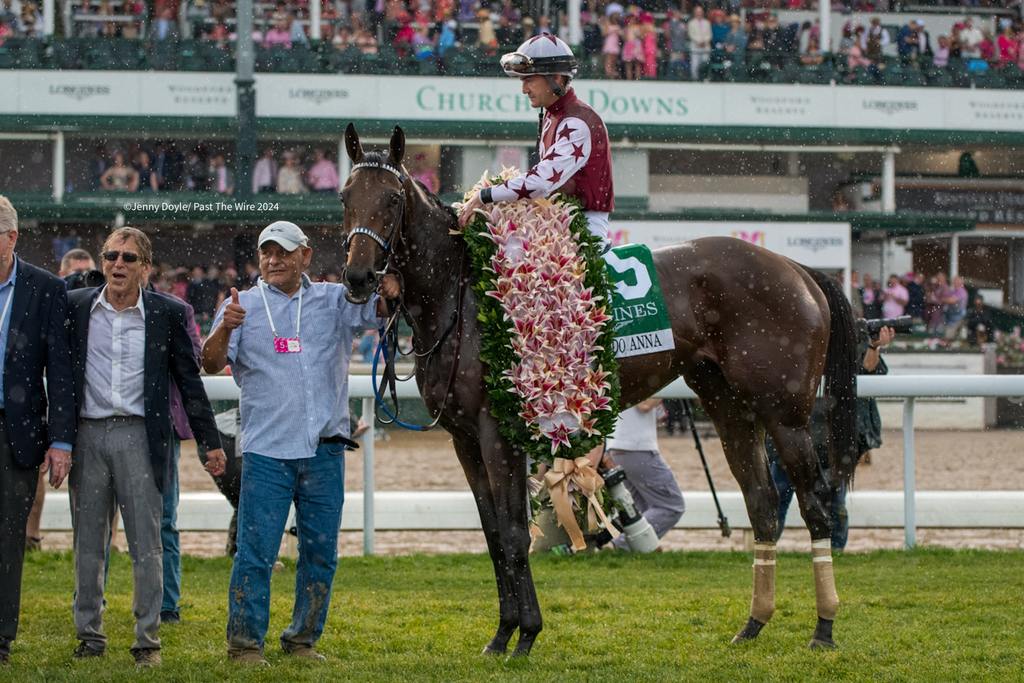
[341,123,407,304]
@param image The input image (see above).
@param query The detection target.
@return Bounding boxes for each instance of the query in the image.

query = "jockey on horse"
[457,34,615,251]
[458,33,631,535]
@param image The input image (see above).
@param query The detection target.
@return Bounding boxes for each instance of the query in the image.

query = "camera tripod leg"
[682,400,731,538]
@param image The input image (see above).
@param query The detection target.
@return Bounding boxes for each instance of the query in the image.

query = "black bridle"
[342,160,407,280]
[343,158,467,431]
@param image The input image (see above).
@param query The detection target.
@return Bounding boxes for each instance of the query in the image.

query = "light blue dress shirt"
[212,276,378,460]
[0,257,19,409]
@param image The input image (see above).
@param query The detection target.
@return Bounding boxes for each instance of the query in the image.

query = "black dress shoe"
[73,642,104,658]
[160,610,181,624]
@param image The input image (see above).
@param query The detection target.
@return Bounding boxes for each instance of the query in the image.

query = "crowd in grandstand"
[85,142,448,195]
[2,1,1023,83]
[88,143,353,194]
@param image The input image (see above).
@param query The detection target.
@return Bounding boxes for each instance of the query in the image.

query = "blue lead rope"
[370,324,433,431]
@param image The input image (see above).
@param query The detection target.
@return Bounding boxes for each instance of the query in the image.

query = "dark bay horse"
[339,125,858,655]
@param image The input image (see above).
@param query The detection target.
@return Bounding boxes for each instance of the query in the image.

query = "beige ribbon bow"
[543,456,620,552]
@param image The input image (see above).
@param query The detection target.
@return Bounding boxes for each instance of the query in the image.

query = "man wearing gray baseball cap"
[202,220,398,665]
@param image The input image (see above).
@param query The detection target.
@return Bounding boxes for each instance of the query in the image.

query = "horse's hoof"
[731,617,766,644]
[483,623,517,656]
[511,632,538,657]
[809,637,837,650]
[809,617,836,650]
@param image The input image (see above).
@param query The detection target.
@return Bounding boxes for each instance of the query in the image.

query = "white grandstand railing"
[188,374,1024,551]
[39,376,1024,550]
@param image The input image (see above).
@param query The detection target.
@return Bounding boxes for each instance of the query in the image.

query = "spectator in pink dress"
[306,149,339,194]
[621,21,642,80]
[882,274,909,319]
[410,153,440,194]
[978,31,996,64]
[641,13,658,79]
[0,19,12,46]
[997,22,1018,67]
[263,11,292,48]
[848,27,873,69]
[602,14,621,79]
[394,13,416,57]
[933,35,950,68]
[1018,27,1024,70]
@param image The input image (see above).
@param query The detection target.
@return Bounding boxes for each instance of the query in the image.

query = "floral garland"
[461,171,621,468]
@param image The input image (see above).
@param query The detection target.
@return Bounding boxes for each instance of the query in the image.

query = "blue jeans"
[768,451,848,550]
[226,444,345,652]
[161,437,181,616]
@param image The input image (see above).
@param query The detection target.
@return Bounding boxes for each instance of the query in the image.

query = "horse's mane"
[362,150,458,223]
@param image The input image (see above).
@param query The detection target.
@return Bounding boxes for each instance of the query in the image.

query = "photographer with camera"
[60,249,105,292]
[530,400,684,554]
[602,400,685,552]
[766,318,899,551]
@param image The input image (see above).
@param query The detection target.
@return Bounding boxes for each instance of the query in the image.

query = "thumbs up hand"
[222,287,247,330]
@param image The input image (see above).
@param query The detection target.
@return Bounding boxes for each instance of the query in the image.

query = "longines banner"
[609,221,851,272]
[2,70,1022,132]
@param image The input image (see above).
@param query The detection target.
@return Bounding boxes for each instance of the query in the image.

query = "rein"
[371,248,468,431]
[346,158,468,431]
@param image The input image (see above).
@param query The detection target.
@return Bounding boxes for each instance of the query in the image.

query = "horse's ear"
[389,126,405,166]
[344,123,364,163]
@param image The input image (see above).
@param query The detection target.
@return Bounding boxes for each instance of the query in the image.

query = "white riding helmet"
[500,33,579,80]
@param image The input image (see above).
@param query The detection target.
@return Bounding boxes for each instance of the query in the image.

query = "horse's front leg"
[477,415,542,656]
[450,433,520,654]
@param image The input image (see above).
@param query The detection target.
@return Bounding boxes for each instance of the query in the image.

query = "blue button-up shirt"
[0,256,72,452]
[0,257,19,409]
[212,276,378,460]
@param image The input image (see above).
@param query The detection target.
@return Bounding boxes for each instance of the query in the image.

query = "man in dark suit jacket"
[0,196,77,666]
[66,227,226,668]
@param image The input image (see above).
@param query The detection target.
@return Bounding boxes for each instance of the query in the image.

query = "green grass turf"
[8,548,1023,681]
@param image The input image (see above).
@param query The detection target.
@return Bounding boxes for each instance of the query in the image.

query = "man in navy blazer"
[0,196,77,666]
[66,227,226,667]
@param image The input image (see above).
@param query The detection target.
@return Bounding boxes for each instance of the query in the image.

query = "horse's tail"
[801,265,859,488]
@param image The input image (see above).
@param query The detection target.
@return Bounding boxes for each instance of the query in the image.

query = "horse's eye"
[389,194,400,205]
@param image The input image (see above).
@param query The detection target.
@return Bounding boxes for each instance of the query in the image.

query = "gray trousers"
[70,417,162,652]
[606,449,685,550]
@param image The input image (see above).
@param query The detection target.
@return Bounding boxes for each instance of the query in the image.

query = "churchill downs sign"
[2,71,1022,133]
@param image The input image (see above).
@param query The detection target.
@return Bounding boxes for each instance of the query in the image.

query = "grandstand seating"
[0,37,1021,90]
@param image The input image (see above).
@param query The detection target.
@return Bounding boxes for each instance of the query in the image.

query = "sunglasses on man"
[102,250,141,264]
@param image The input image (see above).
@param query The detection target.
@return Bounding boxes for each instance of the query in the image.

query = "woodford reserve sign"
[2,70,1022,133]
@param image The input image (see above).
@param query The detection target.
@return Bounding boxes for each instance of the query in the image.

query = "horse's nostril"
[347,269,374,289]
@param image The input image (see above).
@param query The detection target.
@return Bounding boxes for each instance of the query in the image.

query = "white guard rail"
[72,375,1024,552]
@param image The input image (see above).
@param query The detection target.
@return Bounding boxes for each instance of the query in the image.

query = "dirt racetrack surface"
[41,428,1024,556]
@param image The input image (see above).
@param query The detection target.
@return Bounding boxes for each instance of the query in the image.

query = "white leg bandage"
[750,542,777,623]
[811,538,839,620]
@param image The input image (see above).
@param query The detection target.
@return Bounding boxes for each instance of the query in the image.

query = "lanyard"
[258,280,303,340]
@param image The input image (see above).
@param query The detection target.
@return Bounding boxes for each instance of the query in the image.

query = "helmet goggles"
[500,51,578,78]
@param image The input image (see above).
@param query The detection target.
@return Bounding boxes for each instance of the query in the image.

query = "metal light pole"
[235,0,256,198]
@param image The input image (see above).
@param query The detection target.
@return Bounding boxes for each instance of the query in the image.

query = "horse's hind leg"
[451,435,519,655]
[686,364,780,644]
[767,423,840,649]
